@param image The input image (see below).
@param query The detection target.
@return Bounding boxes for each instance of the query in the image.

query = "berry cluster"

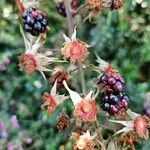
[101,92,129,115]
[98,74,125,93]
[98,73,129,115]
[22,7,48,36]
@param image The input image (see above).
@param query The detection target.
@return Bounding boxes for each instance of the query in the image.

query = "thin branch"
[72,2,89,16]
[77,61,86,95]
[15,0,25,16]
[64,0,74,36]
[95,119,103,141]
[64,0,86,95]
[94,119,106,150]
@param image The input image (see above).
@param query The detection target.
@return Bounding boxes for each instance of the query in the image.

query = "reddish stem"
[15,0,25,16]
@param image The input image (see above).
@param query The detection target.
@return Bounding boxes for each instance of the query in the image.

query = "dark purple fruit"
[56,0,78,17]
[22,12,28,19]
[121,99,128,108]
[41,19,48,26]
[56,1,66,17]
[120,76,125,84]
[101,91,129,115]
[102,95,109,103]
[102,103,110,111]
[97,73,125,94]
[28,7,36,13]
[34,22,42,31]
[100,74,108,84]
[115,99,128,110]
[115,101,123,109]
[113,81,123,92]
[122,95,129,102]
[24,24,31,32]
[109,94,119,104]
[108,76,116,86]
[110,105,118,115]
[115,99,127,109]
[36,14,43,21]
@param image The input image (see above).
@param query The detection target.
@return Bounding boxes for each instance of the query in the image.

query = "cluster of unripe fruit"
[98,73,129,115]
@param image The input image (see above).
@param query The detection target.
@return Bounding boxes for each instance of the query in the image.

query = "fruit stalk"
[72,2,88,16]
[95,119,106,150]
[64,0,86,95]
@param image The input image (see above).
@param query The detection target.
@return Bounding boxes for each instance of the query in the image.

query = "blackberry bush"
[13,0,150,150]
[22,7,48,36]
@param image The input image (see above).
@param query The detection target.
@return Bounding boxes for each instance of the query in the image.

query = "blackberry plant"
[13,0,150,149]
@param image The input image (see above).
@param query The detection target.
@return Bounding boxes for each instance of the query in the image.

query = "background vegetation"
[0,0,149,149]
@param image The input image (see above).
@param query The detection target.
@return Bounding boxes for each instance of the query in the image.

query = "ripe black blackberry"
[98,73,125,93]
[22,7,48,36]
[101,92,129,115]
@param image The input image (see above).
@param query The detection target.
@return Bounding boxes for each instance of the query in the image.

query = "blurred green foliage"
[0,0,149,149]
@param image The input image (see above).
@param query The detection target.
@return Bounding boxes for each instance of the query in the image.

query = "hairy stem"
[64,0,74,36]
[95,119,103,141]
[64,0,86,95]
[77,60,86,95]
[95,119,106,150]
